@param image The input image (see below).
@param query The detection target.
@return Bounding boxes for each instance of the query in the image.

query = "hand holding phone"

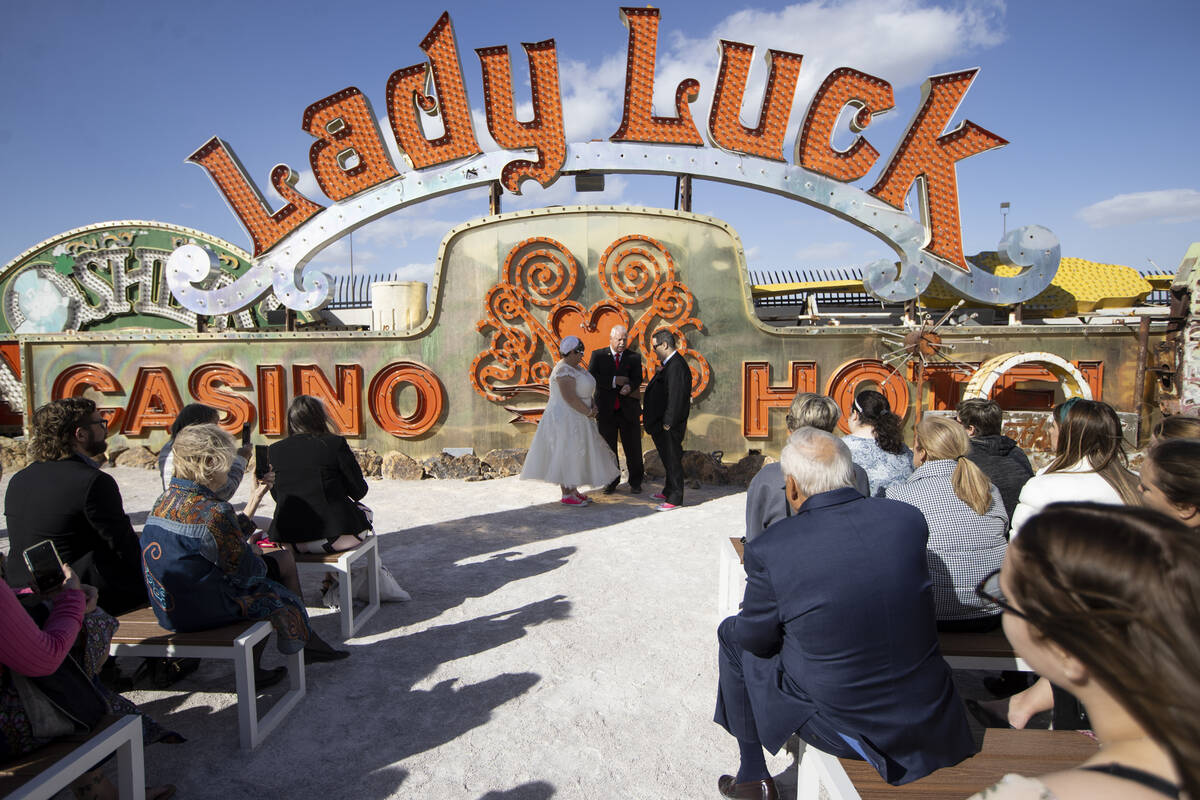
[23,540,66,593]
[254,445,271,479]
[241,422,252,447]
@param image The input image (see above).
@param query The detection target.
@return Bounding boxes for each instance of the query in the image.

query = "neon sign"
[169,7,1059,314]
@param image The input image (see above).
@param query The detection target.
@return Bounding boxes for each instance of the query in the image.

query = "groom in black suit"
[642,329,692,511]
[589,324,645,493]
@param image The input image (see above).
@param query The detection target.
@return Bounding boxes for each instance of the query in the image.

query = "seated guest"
[140,424,347,669]
[966,503,1197,800]
[886,416,1008,631]
[714,428,974,798]
[1149,413,1200,443]
[841,389,913,496]
[5,398,145,615]
[1010,398,1141,537]
[269,395,371,554]
[158,403,250,499]
[1139,438,1199,529]
[0,564,177,800]
[744,392,869,541]
[955,398,1034,519]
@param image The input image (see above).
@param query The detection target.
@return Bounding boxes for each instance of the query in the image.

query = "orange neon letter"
[386,12,482,170]
[823,359,909,434]
[122,367,184,436]
[293,365,363,436]
[302,88,400,202]
[797,67,894,182]
[476,40,566,194]
[187,137,324,258]
[50,364,126,432]
[257,366,287,437]
[368,362,445,438]
[708,41,803,161]
[188,364,255,433]
[741,361,817,438]
[611,7,703,146]
[868,69,1007,271]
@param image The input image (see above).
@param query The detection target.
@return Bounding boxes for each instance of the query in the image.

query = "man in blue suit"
[714,427,975,799]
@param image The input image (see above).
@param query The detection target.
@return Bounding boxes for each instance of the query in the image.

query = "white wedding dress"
[520,360,620,488]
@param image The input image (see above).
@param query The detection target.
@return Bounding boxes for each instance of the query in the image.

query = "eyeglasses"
[81,418,108,431]
[974,568,1029,621]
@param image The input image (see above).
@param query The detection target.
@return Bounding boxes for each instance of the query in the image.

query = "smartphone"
[241,421,252,447]
[254,444,271,478]
[23,540,65,593]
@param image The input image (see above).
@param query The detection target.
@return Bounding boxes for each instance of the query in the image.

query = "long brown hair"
[1009,503,1200,799]
[1046,399,1140,506]
[1145,438,1200,514]
[287,395,334,436]
[914,416,994,515]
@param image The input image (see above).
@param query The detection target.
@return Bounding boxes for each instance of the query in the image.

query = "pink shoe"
[561,495,589,507]
[652,492,667,501]
[655,502,680,511]
[573,491,590,501]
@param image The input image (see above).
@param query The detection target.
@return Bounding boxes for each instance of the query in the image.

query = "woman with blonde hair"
[886,415,1008,630]
[966,503,1198,800]
[141,424,347,674]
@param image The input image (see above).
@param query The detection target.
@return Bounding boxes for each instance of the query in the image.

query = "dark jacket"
[642,352,691,435]
[728,488,975,783]
[268,433,369,544]
[4,455,145,615]
[588,348,643,423]
[965,434,1034,520]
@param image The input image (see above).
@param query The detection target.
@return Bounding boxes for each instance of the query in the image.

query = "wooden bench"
[108,608,305,750]
[939,629,1032,672]
[0,714,144,800]
[798,728,1100,799]
[293,534,380,638]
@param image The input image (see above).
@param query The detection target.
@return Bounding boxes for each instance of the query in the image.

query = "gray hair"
[787,393,841,433]
[779,427,856,496]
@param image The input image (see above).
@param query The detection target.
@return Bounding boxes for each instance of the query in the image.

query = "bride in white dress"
[520,336,620,506]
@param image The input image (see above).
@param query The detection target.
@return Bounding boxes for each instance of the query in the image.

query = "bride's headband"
[559,336,582,355]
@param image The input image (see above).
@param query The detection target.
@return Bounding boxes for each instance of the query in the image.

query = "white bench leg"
[232,622,308,750]
[797,744,861,800]
[8,714,145,800]
[340,537,380,639]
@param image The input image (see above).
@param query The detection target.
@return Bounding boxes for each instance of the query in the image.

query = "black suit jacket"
[268,433,370,543]
[4,455,145,613]
[733,488,975,782]
[588,348,643,423]
[642,352,691,435]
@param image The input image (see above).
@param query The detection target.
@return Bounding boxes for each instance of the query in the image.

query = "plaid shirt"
[886,459,1008,620]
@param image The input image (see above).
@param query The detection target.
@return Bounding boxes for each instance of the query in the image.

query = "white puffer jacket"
[1009,458,1124,537]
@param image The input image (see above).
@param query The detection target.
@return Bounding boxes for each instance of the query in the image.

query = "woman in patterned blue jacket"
[140,424,346,669]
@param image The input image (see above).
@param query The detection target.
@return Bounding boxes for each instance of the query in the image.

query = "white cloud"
[654,0,1006,154]
[1077,189,1200,228]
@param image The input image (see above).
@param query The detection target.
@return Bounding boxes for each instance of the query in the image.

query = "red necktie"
[613,352,621,409]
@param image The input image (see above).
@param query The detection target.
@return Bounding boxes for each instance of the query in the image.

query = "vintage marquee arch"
[165,9,1060,316]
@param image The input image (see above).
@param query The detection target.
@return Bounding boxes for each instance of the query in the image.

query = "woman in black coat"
[268,396,370,554]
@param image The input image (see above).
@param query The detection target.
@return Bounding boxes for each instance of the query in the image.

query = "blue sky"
[2,0,1197,288]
